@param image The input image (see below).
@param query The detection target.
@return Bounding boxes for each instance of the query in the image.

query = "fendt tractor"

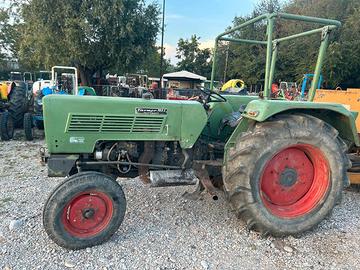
[41,14,359,250]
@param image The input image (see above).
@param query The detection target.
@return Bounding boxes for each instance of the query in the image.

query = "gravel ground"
[1,132,360,270]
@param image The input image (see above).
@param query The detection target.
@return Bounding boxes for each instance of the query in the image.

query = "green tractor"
[41,13,358,250]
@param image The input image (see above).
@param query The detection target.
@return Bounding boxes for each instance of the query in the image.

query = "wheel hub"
[82,208,95,219]
[279,168,298,187]
[260,144,330,218]
[61,191,114,237]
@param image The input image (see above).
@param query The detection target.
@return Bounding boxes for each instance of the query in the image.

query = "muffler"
[149,169,198,187]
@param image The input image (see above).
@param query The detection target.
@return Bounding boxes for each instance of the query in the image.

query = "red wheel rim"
[260,144,330,218]
[61,191,114,237]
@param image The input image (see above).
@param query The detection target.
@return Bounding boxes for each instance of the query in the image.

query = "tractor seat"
[218,104,246,135]
[222,104,246,128]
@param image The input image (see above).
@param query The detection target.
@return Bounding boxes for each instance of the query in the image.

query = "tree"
[283,0,360,87]
[141,46,174,77]
[16,0,160,85]
[176,35,212,78]
[0,8,8,65]
[221,0,360,88]
[176,35,201,72]
[215,0,282,85]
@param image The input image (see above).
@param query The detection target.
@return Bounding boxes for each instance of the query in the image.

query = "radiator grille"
[67,114,165,133]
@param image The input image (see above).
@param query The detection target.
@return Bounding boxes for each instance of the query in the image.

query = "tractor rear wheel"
[0,112,14,141]
[223,114,351,236]
[23,112,34,141]
[43,172,126,250]
[8,83,27,128]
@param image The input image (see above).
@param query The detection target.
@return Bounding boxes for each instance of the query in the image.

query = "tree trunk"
[78,66,92,87]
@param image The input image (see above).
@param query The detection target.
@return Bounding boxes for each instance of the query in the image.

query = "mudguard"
[238,99,359,146]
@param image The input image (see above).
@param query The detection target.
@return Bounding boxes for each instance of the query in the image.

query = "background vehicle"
[23,66,96,140]
[300,73,323,99]
[0,72,29,140]
[41,13,358,250]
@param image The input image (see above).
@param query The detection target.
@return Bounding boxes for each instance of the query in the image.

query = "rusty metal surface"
[138,142,155,183]
[349,173,360,184]
[348,153,360,184]
[314,89,360,131]
[149,169,197,187]
[193,162,219,200]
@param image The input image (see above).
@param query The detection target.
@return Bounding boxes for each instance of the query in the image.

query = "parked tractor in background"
[300,73,323,99]
[34,70,51,81]
[40,14,358,250]
[103,73,149,98]
[23,66,96,141]
[0,72,29,140]
[221,79,247,94]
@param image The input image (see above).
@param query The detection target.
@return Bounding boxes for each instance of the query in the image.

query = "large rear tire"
[8,83,27,128]
[223,114,351,236]
[0,111,14,141]
[43,172,126,250]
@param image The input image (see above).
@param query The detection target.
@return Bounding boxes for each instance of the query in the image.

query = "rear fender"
[241,99,359,146]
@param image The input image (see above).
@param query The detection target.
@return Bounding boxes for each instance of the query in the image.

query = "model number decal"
[136,108,168,115]
[70,137,85,144]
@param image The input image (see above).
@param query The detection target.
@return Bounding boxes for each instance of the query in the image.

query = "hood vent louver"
[67,114,165,133]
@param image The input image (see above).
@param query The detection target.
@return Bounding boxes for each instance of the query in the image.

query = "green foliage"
[141,46,174,77]
[16,0,160,85]
[219,0,360,88]
[176,34,212,78]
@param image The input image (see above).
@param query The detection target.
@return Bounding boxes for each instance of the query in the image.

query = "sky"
[148,0,260,63]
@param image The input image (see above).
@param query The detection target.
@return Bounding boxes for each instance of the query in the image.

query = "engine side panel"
[43,95,208,153]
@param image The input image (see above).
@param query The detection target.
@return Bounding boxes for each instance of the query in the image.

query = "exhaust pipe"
[149,169,198,187]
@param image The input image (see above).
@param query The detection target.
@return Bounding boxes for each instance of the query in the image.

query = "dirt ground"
[1,133,360,269]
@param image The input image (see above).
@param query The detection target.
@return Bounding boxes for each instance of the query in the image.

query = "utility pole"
[159,0,166,88]
[223,44,229,83]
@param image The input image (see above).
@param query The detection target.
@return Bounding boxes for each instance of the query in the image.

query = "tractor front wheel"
[23,112,34,141]
[223,114,350,236]
[0,112,14,141]
[43,172,126,250]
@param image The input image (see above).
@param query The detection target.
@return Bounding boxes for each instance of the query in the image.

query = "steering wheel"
[199,88,227,103]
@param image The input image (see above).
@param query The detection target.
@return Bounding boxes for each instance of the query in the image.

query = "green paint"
[308,28,330,102]
[269,42,278,93]
[43,95,208,153]
[43,13,359,167]
[242,99,360,146]
[264,17,274,98]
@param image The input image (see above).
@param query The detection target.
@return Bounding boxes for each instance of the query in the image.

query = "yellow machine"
[221,79,246,92]
[0,82,9,100]
[314,88,360,184]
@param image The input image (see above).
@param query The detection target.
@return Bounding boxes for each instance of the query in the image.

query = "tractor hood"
[43,95,208,153]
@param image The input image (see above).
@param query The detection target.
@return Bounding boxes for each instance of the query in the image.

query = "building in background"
[162,70,206,89]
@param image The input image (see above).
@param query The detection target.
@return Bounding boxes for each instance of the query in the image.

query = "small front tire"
[23,112,34,141]
[0,111,14,141]
[43,172,127,250]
